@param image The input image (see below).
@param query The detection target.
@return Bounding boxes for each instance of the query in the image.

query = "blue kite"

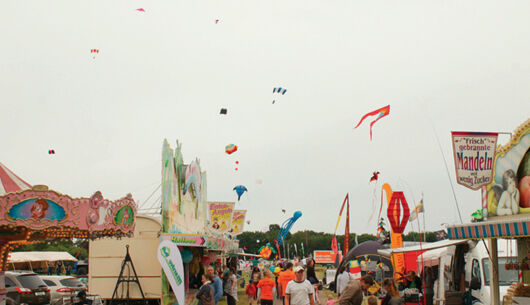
[276,211,302,246]
[233,185,248,201]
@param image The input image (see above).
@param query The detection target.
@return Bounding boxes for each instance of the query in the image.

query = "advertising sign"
[230,210,246,236]
[157,240,185,305]
[313,250,342,264]
[208,202,235,233]
[451,132,499,190]
[160,233,206,247]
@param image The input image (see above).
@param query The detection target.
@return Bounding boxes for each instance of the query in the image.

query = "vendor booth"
[446,119,530,305]
[160,140,243,305]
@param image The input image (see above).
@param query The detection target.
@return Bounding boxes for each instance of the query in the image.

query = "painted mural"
[161,140,207,235]
[487,119,530,217]
[0,186,136,235]
[8,198,65,222]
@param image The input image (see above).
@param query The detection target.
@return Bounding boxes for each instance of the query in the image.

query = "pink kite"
[354,105,390,140]
[215,19,219,24]
[136,8,145,12]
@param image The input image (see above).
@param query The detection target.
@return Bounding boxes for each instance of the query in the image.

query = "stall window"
[472,259,481,285]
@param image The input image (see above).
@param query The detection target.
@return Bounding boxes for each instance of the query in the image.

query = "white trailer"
[89,215,162,304]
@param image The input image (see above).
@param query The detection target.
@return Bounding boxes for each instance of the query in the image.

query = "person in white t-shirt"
[285,266,316,305]
[336,266,352,297]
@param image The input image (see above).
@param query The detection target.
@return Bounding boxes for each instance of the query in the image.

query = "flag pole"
[344,193,350,256]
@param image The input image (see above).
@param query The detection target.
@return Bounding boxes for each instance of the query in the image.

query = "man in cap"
[285,266,315,305]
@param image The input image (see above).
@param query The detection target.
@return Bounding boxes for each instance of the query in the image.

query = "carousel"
[0,161,137,303]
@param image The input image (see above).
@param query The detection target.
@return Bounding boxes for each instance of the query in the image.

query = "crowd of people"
[195,258,432,305]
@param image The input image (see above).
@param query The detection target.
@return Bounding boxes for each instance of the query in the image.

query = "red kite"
[354,105,390,140]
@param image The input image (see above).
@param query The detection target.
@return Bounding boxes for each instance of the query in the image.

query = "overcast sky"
[1,0,529,235]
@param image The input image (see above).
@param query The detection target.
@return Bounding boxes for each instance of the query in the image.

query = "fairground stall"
[0,162,137,305]
[89,141,241,305]
[159,140,243,305]
[446,119,530,305]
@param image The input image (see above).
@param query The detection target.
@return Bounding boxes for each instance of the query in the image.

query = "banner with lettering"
[157,240,185,305]
[208,202,235,233]
[230,210,246,236]
[451,132,498,190]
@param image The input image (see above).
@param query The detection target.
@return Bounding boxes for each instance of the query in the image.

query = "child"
[366,295,377,305]
[497,170,520,216]
[366,296,378,305]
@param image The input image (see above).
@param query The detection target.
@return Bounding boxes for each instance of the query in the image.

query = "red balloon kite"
[225,144,237,154]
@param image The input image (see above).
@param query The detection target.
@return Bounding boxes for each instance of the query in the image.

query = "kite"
[215,19,219,24]
[276,211,302,246]
[220,108,227,115]
[48,150,55,154]
[90,49,99,59]
[258,243,277,259]
[281,209,286,214]
[233,185,248,201]
[225,144,237,154]
[246,220,251,224]
[235,161,239,171]
[273,87,287,95]
[368,172,380,223]
[354,105,390,140]
[272,87,287,104]
[136,8,145,12]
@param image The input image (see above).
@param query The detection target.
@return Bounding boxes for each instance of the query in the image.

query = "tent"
[0,162,31,195]
[334,241,393,288]
[7,251,77,272]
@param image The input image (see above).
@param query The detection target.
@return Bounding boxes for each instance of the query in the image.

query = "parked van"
[417,239,517,305]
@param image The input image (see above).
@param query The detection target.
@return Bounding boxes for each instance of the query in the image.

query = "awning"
[8,251,78,263]
[237,253,261,257]
[377,240,467,255]
[447,217,530,239]
[0,162,31,195]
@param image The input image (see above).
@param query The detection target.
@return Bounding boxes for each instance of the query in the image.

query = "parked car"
[4,270,51,305]
[40,275,86,304]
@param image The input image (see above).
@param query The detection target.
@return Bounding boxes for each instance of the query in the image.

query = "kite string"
[367,180,379,224]
[431,123,463,223]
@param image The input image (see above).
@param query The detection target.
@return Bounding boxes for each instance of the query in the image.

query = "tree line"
[238,224,439,257]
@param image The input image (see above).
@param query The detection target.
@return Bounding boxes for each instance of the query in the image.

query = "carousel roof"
[0,162,31,195]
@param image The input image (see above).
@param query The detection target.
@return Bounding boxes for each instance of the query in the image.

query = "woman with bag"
[196,274,216,305]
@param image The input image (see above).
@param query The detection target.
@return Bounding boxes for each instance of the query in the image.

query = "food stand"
[446,119,530,305]
[160,140,243,305]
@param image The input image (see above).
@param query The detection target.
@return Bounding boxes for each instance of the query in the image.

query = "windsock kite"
[354,105,390,140]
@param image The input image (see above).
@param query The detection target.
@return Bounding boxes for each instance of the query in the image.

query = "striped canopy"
[447,217,530,239]
[0,162,31,195]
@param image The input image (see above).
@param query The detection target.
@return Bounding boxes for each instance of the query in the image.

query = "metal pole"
[489,239,500,305]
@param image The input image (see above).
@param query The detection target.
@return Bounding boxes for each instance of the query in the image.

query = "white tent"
[8,251,77,263]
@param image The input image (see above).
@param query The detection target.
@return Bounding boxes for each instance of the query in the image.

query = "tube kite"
[276,211,302,246]
[354,105,390,140]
